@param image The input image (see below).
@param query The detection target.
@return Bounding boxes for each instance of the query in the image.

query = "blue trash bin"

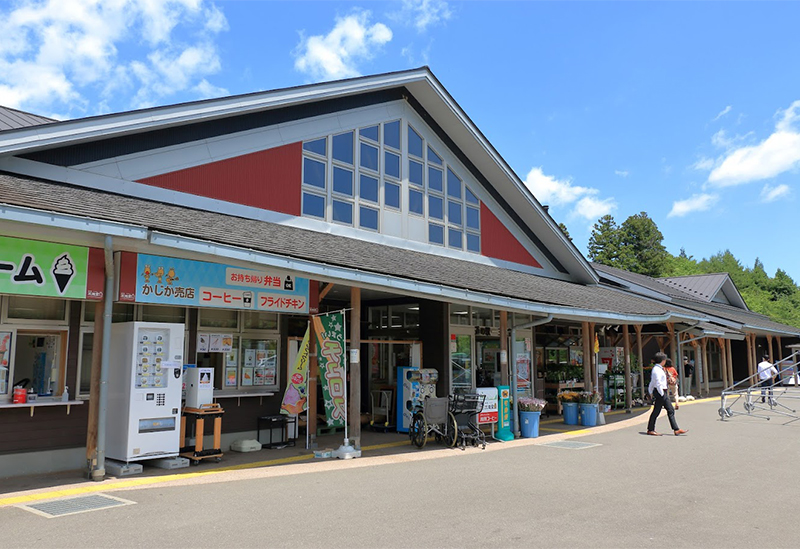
[563,402,579,425]
[579,403,598,426]
[520,411,541,438]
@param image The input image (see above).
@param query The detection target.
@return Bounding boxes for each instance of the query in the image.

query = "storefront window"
[243,311,278,330]
[78,332,93,395]
[199,308,239,329]
[141,305,186,324]
[449,304,470,326]
[83,303,135,323]
[472,307,493,327]
[240,337,279,389]
[6,296,67,321]
[0,332,11,395]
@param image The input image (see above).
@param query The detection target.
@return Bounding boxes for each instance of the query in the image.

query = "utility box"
[184,367,214,409]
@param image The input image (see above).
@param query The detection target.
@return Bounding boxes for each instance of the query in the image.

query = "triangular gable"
[480,204,541,268]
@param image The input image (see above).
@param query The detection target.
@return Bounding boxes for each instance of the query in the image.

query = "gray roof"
[0,106,54,131]
[659,273,728,302]
[0,171,673,320]
[593,263,688,300]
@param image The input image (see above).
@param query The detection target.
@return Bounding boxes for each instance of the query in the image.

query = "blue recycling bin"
[562,402,579,425]
[579,403,598,427]
[520,411,541,438]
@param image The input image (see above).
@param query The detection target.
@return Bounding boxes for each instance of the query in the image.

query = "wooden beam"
[745,333,754,381]
[767,334,774,363]
[85,299,104,471]
[588,322,596,392]
[319,283,335,301]
[701,338,709,397]
[776,336,783,361]
[718,338,728,389]
[582,322,591,392]
[727,339,734,386]
[349,287,361,450]
[623,324,632,411]
[634,325,644,402]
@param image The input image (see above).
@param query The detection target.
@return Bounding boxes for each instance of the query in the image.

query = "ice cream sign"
[117,252,310,313]
[0,236,104,300]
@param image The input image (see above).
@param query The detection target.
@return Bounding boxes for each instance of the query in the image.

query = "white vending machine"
[107,322,185,463]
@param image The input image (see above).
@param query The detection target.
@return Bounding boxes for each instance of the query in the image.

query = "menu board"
[136,329,170,389]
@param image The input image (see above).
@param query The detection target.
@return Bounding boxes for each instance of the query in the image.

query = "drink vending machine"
[106,322,185,463]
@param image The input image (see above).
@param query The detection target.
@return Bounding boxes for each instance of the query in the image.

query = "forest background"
[561,213,800,329]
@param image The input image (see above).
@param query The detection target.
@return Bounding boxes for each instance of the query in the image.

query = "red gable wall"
[137,143,302,215]
[480,203,542,268]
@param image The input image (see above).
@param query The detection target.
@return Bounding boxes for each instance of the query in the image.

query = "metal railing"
[719,351,800,422]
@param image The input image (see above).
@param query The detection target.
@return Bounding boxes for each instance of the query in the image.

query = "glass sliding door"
[450,329,473,393]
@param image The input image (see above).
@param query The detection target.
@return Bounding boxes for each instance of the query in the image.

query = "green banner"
[312,312,346,427]
[0,236,89,299]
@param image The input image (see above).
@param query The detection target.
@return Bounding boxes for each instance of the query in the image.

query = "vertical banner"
[281,327,310,415]
[312,312,346,427]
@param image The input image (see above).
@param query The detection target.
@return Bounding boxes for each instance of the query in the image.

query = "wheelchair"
[408,396,458,449]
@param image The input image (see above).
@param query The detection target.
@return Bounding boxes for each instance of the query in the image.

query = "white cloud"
[667,193,719,218]
[692,157,715,171]
[0,0,228,116]
[294,11,392,82]
[708,100,800,187]
[712,105,732,122]
[522,167,616,221]
[393,0,452,32]
[614,170,629,177]
[760,183,791,203]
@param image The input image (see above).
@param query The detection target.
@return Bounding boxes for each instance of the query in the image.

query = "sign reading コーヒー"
[117,252,309,313]
[0,236,104,300]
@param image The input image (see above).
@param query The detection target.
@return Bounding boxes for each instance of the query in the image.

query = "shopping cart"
[450,393,486,450]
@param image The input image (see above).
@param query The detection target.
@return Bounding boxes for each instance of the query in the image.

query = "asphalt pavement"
[2,396,799,548]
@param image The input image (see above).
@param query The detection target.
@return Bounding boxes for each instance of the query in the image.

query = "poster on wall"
[244,349,256,368]
[225,367,237,387]
[516,353,531,389]
[197,334,209,353]
[241,367,254,386]
[225,349,237,367]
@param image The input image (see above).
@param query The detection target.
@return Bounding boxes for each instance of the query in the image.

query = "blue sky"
[2,1,799,282]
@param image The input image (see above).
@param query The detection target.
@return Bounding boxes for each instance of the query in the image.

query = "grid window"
[385,182,400,209]
[360,125,379,142]
[360,142,379,172]
[385,151,400,179]
[302,192,325,218]
[333,131,354,164]
[465,186,479,205]
[360,206,379,230]
[448,228,463,249]
[427,146,442,165]
[428,195,443,220]
[428,167,443,193]
[429,223,444,245]
[303,157,326,189]
[448,200,463,226]
[447,168,462,199]
[409,160,423,187]
[384,120,400,150]
[333,166,353,196]
[332,200,353,224]
[408,126,423,158]
[409,189,424,215]
[360,174,379,203]
[466,206,480,230]
[467,233,481,253]
[303,138,326,156]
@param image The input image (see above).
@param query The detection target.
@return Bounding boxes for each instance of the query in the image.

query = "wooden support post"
[307,316,318,448]
[727,339,734,386]
[691,340,701,397]
[623,324,632,411]
[767,335,774,364]
[776,336,783,361]
[635,325,644,402]
[85,299,104,473]
[500,311,509,386]
[585,322,595,392]
[701,338,709,397]
[349,287,361,450]
[745,333,754,381]
[718,338,728,389]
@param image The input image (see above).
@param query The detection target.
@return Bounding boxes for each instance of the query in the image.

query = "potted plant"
[578,391,601,427]
[557,391,580,425]
[517,397,547,438]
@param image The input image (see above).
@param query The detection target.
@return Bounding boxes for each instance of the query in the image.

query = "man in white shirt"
[647,352,688,436]
[757,355,778,404]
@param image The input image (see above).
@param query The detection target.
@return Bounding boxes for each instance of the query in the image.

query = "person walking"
[664,358,680,410]
[647,352,688,436]
[757,355,778,405]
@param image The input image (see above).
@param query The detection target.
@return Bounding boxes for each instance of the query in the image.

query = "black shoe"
[761,398,766,403]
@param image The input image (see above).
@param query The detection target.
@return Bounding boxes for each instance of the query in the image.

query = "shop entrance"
[366,339,420,428]
[476,339,500,387]
[13,331,67,396]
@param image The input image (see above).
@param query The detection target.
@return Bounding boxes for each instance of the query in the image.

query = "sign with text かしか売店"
[117,252,309,314]
[0,236,104,300]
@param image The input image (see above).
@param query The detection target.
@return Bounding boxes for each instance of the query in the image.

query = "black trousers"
[648,390,679,432]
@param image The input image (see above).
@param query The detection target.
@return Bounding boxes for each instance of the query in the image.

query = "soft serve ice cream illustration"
[52,253,75,294]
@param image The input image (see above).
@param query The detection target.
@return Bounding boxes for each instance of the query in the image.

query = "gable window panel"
[409,189,424,215]
[466,206,480,230]
[448,228,463,249]
[302,192,325,218]
[428,166,443,193]
[447,168,462,199]
[465,186,479,205]
[384,120,400,150]
[359,205,379,230]
[332,131,354,165]
[409,160,423,187]
[467,233,481,253]
[360,142,379,172]
[385,151,400,179]
[360,173,379,203]
[303,157,326,189]
[408,126,423,158]
[333,166,353,196]
[332,200,353,225]
[429,223,444,245]
[448,200,463,226]
[428,195,443,220]
[385,181,400,209]
[360,125,379,143]
[303,137,326,157]
[427,145,442,166]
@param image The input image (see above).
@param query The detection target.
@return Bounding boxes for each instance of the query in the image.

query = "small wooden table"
[180,404,224,465]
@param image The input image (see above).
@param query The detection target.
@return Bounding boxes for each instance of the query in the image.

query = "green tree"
[558,222,572,242]
[663,248,701,277]
[587,214,621,265]
[617,211,669,277]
